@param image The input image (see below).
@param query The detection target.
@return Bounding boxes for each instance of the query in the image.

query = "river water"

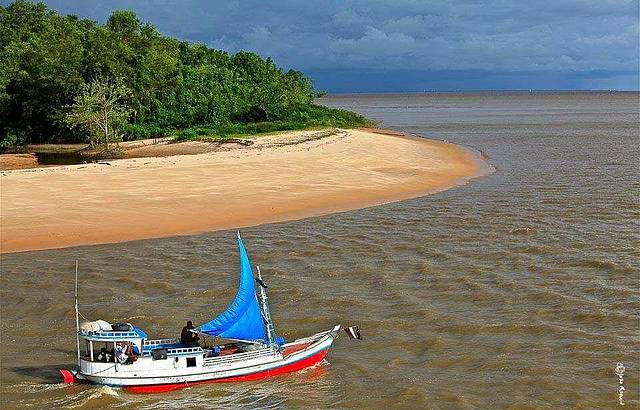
[1,92,638,409]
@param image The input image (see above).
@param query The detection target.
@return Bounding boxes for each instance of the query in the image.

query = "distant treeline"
[0,1,370,146]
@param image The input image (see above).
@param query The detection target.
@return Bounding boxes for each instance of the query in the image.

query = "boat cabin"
[78,321,265,366]
[80,324,147,363]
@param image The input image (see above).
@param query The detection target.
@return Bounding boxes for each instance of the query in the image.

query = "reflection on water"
[34,151,88,166]
[1,92,639,408]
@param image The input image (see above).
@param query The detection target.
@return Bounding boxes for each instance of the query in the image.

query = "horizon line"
[321,89,640,95]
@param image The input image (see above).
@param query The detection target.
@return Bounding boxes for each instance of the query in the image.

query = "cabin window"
[186,357,196,367]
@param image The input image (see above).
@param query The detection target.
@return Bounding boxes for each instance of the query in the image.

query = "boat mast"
[74,260,80,363]
[256,266,276,347]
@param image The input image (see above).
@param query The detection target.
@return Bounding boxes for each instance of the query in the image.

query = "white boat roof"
[79,327,147,341]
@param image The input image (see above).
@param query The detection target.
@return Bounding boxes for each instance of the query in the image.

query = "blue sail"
[196,234,266,341]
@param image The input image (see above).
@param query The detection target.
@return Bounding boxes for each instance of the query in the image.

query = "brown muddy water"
[1,92,638,409]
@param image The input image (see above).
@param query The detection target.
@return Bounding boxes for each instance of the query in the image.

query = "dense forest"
[0,1,369,148]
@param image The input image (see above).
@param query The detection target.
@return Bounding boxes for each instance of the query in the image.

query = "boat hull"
[72,325,340,393]
[127,348,328,393]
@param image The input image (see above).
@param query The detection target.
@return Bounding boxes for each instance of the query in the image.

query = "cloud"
[8,0,639,89]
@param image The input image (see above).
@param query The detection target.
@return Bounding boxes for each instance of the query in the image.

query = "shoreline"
[0,128,492,253]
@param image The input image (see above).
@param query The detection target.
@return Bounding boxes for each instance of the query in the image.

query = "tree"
[65,79,131,149]
[1,1,88,144]
[1,4,368,146]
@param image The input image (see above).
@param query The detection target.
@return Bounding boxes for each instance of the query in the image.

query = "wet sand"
[0,128,486,253]
[0,153,39,170]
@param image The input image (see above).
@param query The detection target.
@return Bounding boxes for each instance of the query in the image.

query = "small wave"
[581,259,635,273]
[86,271,105,279]
[423,336,449,349]
[115,275,146,288]
[151,281,175,291]
[517,245,555,254]
[201,287,234,298]
[437,322,555,336]
[384,357,411,369]
[584,284,639,298]
[509,227,538,235]
[65,386,119,408]
[396,384,431,402]
[525,288,585,306]
[8,381,69,394]
[573,309,631,324]
[402,308,439,321]
[115,275,175,292]
[429,356,480,369]
[123,315,148,321]
[288,249,318,257]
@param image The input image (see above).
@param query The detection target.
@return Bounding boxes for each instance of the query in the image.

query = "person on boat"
[96,347,112,362]
[114,342,128,364]
[114,342,138,364]
[128,343,139,363]
[181,320,200,346]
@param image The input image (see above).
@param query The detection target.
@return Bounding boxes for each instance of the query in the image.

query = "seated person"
[126,343,138,364]
[96,347,112,362]
[181,320,200,346]
[114,342,128,364]
[114,342,138,364]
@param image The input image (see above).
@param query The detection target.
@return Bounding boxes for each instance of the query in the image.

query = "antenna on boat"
[74,260,80,363]
[256,266,276,348]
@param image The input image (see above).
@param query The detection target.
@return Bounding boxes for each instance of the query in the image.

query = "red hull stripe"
[125,349,328,394]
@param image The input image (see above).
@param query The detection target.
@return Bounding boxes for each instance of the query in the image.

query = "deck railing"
[144,338,180,347]
[80,330,141,338]
[166,347,203,356]
[203,348,278,367]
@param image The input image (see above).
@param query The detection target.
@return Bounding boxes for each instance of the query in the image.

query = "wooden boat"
[60,233,341,393]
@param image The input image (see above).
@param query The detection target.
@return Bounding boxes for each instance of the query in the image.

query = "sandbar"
[0,128,488,253]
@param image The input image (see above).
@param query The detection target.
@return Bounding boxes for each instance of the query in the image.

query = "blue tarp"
[132,327,148,339]
[196,234,267,341]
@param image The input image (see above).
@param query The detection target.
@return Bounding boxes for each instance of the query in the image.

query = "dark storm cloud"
[5,0,640,89]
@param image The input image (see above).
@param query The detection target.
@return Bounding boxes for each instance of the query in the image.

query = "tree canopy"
[0,1,368,146]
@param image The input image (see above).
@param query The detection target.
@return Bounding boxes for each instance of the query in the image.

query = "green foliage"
[0,129,20,149]
[174,128,199,141]
[121,124,170,141]
[174,105,371,141]
[0,1,370,146]
[64,79,131,148]
[1,1,88,144]
[289,105,372,128]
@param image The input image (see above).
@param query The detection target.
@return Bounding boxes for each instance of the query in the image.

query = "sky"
[6,0,640,91]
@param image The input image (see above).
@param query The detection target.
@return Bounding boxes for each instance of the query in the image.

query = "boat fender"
[59,369,76,384]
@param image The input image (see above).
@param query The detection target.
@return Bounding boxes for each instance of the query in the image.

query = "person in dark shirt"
[181,320,200,346]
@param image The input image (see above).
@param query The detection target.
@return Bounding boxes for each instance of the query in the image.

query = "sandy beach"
[0,128,487,253]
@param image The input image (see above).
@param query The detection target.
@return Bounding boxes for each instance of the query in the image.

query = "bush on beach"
[171,105,371,142]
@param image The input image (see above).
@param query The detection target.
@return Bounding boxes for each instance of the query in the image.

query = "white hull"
[76,326,339,390]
